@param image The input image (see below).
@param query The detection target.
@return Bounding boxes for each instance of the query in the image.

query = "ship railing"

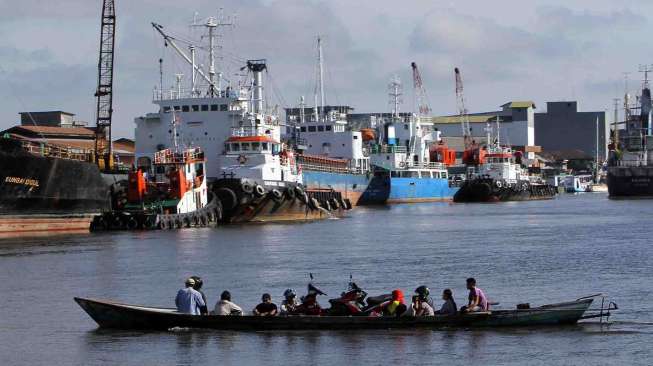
[154,148,204,164]
[406,161,447,170]
[21,140,92,162]
[370,144,408,154]
[152,86,242,101]
[297,154,354,174]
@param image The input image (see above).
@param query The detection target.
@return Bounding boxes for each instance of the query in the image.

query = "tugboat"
[93,113,220,230]
[607,70,653,198]
[213,61,350,223]
[454,119,556,203]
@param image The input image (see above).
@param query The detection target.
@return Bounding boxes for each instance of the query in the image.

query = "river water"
[0,193,651,365]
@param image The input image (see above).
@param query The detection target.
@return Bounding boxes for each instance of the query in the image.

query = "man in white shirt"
[212,290,243,315]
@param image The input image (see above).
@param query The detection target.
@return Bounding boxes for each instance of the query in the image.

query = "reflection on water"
[1,194,652,365]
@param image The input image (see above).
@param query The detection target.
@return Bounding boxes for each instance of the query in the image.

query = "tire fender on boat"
[215,187,238,211]
[270,189,283,201]
[308,197,319,210]
[254,184,266,197]
[285,187,296,200]
[241,181,254,194]
[127,217,139,230]
[495,180,503,189]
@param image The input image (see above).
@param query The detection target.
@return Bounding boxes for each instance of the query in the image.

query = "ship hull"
[607,166,653,199]
[301,171,370,206]
[212,178,350,223]
[454,178,556,203]
[0,139,110,234]
[359,170,457,204]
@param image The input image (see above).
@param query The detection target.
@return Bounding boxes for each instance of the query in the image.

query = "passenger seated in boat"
[253,293,278,316]
[412,294,434,317]
[384,289,407,317]
[460,278,488,313]
[434,289,458,316]
[190,275,208,315]
[175,277,206,315]
[212,290,243,316]
[280,289,299,315]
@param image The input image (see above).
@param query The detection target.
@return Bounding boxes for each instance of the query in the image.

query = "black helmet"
[415,285,430,300]
[221,291,231,301]
[283,289,296,299]
[190,275,203,290]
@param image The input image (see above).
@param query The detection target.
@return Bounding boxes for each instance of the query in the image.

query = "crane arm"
[151,23,214,88]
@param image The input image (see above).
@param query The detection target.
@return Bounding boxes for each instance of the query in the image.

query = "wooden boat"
[74,296,605,331]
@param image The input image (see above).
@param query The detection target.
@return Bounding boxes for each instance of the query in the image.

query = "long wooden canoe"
[74,297,595,331]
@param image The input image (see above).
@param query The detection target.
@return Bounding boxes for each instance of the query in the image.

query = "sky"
[0,0,652,138]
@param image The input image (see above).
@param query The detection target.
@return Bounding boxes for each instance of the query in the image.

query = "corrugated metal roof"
[502,101,536,109]
[14,125,95,136]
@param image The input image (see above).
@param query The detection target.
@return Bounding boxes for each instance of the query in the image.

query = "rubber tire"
[285,187,296,200]
[215,187,238,211]
[127,217,139,230]
[254,184,266,197]
[270,189,283,201]
[242,181,254,194]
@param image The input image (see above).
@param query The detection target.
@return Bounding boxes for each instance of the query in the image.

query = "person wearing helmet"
[412,286,435,316]
[190,275,208,315]
[280,289,299,315]
[175,277,206,315]
[212,290,243,316]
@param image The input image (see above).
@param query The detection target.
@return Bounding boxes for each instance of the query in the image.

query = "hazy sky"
[1,0,651,137]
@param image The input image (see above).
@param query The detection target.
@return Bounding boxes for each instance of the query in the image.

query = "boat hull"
[302,171,370,206]
[607,166,653,199]
[359,170,458,204]
[454,178,556,203]
[0,139,110,234]
[74,297,593,331]
[213,178,348,223]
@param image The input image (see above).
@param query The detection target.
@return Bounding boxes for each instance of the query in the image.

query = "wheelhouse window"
[272,143,280,155]
[232,143,240,152]
[201,105,209,111]
[308,126,317,132]
[163,106,171,113]
[300,126,306,132]
[240,143,250,151]
[326,125,332,131]
[211,104,219,111]
[173,106,181,111]
[318,125,325,132]
[192,105,199,112]
[251,142,260,151]
[220,104,228,111]
[182,105,190,112]
[262,142,269,151]
[225,144,231,152]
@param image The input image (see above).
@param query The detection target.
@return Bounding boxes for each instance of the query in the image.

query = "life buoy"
[495,180,503,189]
[254,184,266,197]
[399,161,406,168]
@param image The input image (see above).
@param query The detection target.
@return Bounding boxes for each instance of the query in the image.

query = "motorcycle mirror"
[309,272,314,281]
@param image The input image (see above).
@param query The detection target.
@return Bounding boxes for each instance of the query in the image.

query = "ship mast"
[314,36,326,122]
[388,76,403,119]
[94,0,116,171]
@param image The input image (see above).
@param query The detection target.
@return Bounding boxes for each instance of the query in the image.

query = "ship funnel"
[247,60,267,113]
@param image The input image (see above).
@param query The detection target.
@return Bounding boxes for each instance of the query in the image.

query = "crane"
[94,0,116,171]
[455,67,473,150]
[411,62,431,117]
